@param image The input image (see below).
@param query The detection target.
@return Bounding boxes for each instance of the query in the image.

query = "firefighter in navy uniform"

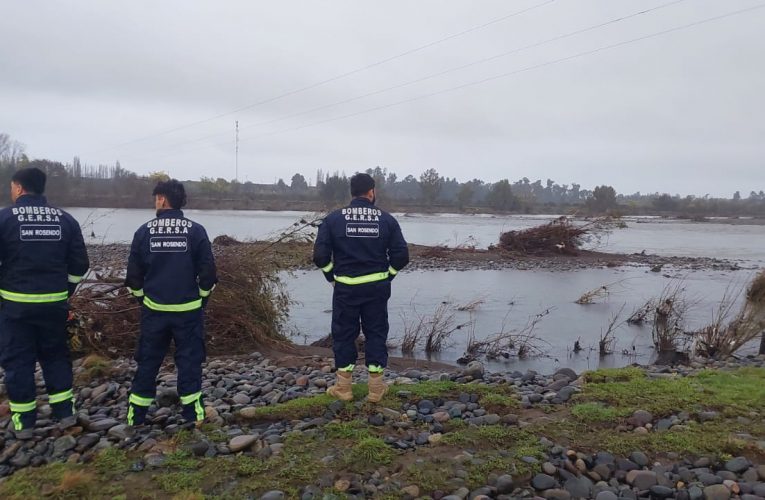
[125,180,217,426]
[0,168,89,434]
[313,173,409,402]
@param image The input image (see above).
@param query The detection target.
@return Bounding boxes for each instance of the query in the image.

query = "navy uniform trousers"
[0,305,74,430]
[128,307,206,424]
[331,280,391,370]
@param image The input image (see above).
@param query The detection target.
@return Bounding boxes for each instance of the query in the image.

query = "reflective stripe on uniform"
[180,391,202,405]
[0,289,68,303]
[143,296,201,312]
[49,389,74,404]
[367,364,384,373]
[12,413,23,430]
[199,286,213,298]
[9,400,36,413]
[193,397,205,421]
[338,364,355,372]
[128,288,144,297]
[127,405,135,426]
[321,262,334,273]
[68,274,84,284]
[129,393,153,407]
[388,266,398,276]
[333,272,389,285]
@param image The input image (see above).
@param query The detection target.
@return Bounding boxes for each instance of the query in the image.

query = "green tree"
[486,179,518,211]
[419,168,442,206]
[588,185,617,212]
[319,172,349,205]
[456,183,473,210]
[291,173,308,190]
[148,171,170,182]
[652,193,677,212]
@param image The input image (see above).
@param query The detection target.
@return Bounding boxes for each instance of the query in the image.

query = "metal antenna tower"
[235,120,239,182]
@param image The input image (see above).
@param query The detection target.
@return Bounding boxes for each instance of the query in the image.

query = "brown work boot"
[367,372,388,403]
[326,370,354,401]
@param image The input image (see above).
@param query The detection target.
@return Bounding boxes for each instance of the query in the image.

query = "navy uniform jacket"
[0,194,89,310]
[313,198,409,284]
[125,209,217,311]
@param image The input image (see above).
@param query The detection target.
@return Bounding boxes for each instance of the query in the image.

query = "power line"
[88,0,557,155]
[145,2,765,167]
[126,0,687,159]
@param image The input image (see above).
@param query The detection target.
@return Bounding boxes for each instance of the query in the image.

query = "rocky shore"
[1,353,764,499]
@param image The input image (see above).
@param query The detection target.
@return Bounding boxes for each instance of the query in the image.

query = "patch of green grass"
[579,372,699,416]
[600,421,757,457]
[235,456,269,477]
[164,450,201,470]
[442,425,523,447]
[197,424,228,443]
[93,447,131,476]
[584,366,645,383]
[466,455,517,488]
[480,392,520,410]
[239,385,367,421]
[155,471,203,494]
[0,463,69,498]
[571,402,626,423]
[578,367,765,420]
[383,380,516,404]
[324,420,373,439]
[345,437,395,468]
[694,368,765,416]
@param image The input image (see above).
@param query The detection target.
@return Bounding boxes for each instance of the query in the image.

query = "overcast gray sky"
[1,0,763,196]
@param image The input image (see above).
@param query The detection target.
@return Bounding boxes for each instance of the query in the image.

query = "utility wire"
[88,0,557,155]
[127,0,687,158]
[143,2,765,166]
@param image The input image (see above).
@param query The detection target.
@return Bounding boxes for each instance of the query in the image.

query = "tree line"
[2,132,764,216]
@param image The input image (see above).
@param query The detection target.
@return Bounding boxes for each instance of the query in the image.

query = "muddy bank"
[86,242,745,275]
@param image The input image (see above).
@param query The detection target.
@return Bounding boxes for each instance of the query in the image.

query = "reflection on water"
[285,267,759,373]
[68,208,765,264]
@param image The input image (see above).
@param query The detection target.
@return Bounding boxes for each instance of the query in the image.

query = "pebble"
[532,474,558,490]
[626,470,658,490]
[703,484,731,500]
[260,491,285,500]
[228,435,258,453]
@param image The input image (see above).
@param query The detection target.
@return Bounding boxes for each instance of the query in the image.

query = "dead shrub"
[399,300,472,354]
[694,272,765,357]
[627,299,654,325]
[467,309,551,360]
[599,305,626,355]
[651,281,692,352]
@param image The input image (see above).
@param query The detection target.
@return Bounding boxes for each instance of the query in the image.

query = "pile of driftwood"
[68,239,299,358]
[497,216,609,255]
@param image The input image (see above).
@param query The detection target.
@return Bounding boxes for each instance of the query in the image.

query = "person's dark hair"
[11,167,47,195]
[350,173,375,197]
[152,179,187,209]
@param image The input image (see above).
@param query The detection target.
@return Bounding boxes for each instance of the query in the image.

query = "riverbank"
[0,354,763,499]
[87,241,746,275]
